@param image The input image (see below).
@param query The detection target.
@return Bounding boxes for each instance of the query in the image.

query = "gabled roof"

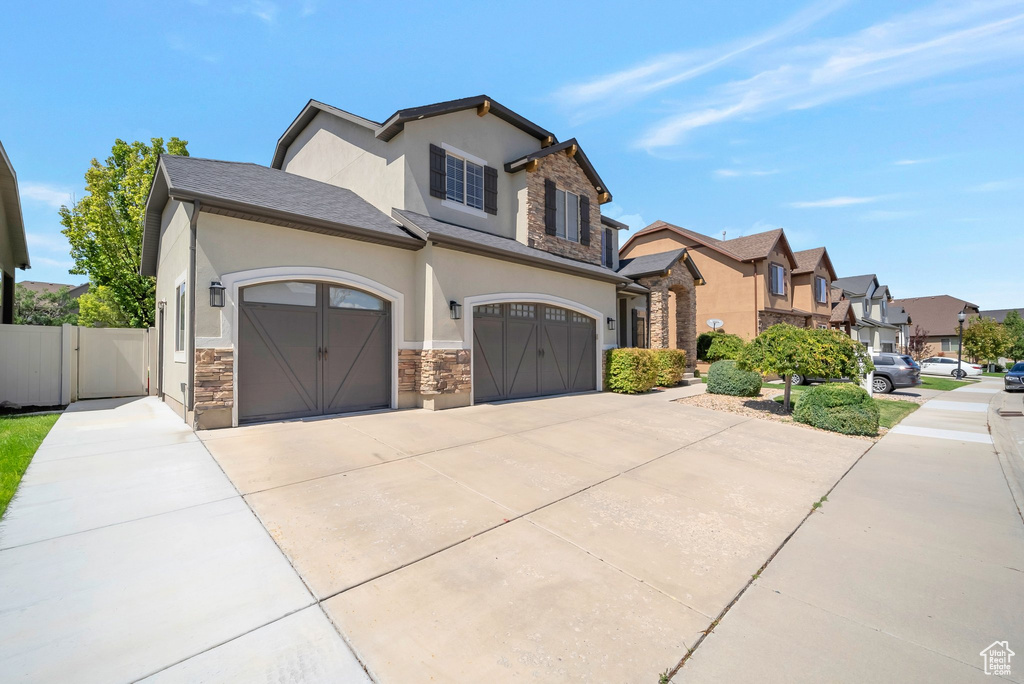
[141,156,422,276]
[273,95,557,169]
[830,299,854,324]
[616,248,705,284]
[18,281,89,298]
[891,295,981,336]
[504,138,611,200]
[979,307,1024,324]
[832,274,878,296]
[601,215,629,230]
[888,306,911,325]
[0,140,30,273]
[792,246,837,280]
[621,221,796,267]
[391,209,629,285]
[872,285,891,301]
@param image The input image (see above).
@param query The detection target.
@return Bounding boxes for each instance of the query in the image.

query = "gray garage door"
[238,281,390,423]
[473,303,596,402]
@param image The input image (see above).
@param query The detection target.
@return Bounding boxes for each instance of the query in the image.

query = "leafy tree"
[962,316,1010,365]
[77,285,129,328]
[1003,310,1024,363]
[705,333,746,362]
[14,285,79,326]
[739,324,872,411]
[907,324,930,361]
[60,137,188,328]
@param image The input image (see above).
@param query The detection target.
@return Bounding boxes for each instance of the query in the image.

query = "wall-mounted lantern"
[449,300,462,320]
[607,317,616,331]
[209,281,226,308]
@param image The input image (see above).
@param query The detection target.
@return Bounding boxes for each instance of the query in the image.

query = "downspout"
[157,300,166,398]
[187,200,201,418]
[752,261,758,335]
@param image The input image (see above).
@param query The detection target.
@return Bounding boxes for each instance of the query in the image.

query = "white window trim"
[173,271,187,364]
[770,263,786,296]
[441,198,488,218]
[441,143,486,168]
[555,188,581,243]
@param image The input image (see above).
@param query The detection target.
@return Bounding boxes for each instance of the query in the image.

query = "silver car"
[871,353,922,393]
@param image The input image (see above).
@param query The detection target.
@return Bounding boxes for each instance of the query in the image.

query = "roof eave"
[0,141,31,271]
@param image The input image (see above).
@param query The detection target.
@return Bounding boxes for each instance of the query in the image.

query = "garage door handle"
[538,347,545,357]
[317,347,322,360]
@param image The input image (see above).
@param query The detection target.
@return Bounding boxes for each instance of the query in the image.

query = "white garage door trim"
[218,266,404,427]
[461,292,605,406]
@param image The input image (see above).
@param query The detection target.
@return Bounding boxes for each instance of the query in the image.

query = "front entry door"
[238,281,390,423]
[473,302,596,403]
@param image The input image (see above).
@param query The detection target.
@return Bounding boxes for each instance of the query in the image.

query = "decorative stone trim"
[638,270,698,370]
[194,348,234,413]
[398,348,471,395]
[758,310,810,332]
[525,151,603,265]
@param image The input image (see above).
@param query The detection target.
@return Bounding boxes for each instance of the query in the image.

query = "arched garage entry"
[471,301,596,402]
[237,280,390,422]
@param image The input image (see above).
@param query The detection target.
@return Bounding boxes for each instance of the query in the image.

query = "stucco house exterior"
[831,274,902,352]
[619,222,829,341]
[0,141,31,324]
[141,95,689,429]
[892,295,980,357]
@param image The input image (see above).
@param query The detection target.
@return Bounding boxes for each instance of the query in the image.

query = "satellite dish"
[707,318,724,331]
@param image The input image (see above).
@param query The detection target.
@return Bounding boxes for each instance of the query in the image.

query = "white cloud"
[967,178,1023,192]
[893,158,937,166]
[552,0,847,121]
[788,195,884,208]
[861,209,919,221]
[20,182,73,209]
[714,168,779,178]
[602,204,647,232]
[635,1,1024,149]
[233,0,279,23]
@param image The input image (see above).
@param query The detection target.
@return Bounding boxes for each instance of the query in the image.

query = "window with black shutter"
[544,179,557,235]
[429,144,446,198]
[579,195,590,246]
[603,228,614,267]
[484,166,497,215]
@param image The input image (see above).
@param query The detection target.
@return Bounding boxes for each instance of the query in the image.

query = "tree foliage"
[962,316,1010,363]
[14,285,79,326]
[1002,310,1024,362]
[739,324,872,411]
[907,324,930,361]
[60,137,188,328]
[77,285,129,328]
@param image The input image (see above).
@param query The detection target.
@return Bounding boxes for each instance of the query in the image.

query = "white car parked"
[919,356,983,378]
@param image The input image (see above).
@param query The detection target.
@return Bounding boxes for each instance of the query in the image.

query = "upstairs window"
[446,154,484,211]
[543,179,591,246]
[769,263,786,296]
[815,276,827,304]
[602,228,614,267]
[555,189,580,242]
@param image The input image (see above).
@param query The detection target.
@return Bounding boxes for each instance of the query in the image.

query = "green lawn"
[0,414,59,518]
[983,371,1006,377]
[918,376,974,391]
[770,389,918,429]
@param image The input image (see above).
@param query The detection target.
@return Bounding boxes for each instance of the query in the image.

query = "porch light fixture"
[607,317,616,331]
[209,281,226,308]
[449,300,462,320]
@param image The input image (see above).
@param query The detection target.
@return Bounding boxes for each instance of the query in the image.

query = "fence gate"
[77,327,149,399]
[0,324,64,406]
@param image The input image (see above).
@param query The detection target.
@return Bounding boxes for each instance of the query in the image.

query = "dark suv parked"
[870,353,922,394]
[1005,362,1024,392]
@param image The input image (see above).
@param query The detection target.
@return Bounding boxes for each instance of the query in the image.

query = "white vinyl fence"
[0,324,154,407]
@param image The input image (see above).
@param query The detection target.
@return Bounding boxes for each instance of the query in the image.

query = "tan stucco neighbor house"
[0,140,31,324]
[141,95,688,429]
[619,222,829,341]
[892,295,980,357]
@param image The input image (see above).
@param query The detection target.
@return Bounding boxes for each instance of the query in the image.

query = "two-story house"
[830,274,902,352]
[619,222,829,341]
[141,96,697,429]
[891,295,980,357]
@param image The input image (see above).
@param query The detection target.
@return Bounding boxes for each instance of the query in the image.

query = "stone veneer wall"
[639,269,697,371]
[194,348,233,422]
[758,310,810,333]
[398,349,471,395]
[525,150,603,265]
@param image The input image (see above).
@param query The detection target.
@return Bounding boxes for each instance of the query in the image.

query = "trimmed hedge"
[653,349,687,387]
[606,348,657,394]
[706,334,746,362]
[793,383,879,436]
[706,360,762,397]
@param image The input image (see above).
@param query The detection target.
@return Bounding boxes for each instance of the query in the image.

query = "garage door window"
[545,307,567,322]
[242,281,316,306]
[329,287,385,310]
[510,304,536,318]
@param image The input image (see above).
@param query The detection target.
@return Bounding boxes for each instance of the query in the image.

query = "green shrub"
[793,383,879,436]
[697,332,716,361]
[706,334,746,362]
[605,348,657,394]
[706,360,762,397]
[652,349,687,387]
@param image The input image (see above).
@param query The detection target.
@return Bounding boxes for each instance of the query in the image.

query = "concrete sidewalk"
[0,398,369,684]
[678,377,1024,683]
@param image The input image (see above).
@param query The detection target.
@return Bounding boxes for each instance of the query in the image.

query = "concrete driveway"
[200,388,870,682]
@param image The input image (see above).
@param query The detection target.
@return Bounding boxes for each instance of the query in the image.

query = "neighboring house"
[831,274,901,352]
[892,295,981,357]
[0,140,31,324]
[620,222,825,340]
[142,95,688,430]
[979,307,1024,323]
[888,305,912,353]
[18,280,89,305]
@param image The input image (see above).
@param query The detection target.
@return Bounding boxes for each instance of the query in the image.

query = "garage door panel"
[238,304,320,421]
[472,315,505,403]
[506,319,539,399]
[569,320,597,392]
[324,310,390,413]
[540,322,569,396]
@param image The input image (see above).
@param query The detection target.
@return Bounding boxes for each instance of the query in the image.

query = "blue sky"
[2,0,1022,307]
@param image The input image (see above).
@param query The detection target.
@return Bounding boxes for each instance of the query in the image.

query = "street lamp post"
[956,309,966,379]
